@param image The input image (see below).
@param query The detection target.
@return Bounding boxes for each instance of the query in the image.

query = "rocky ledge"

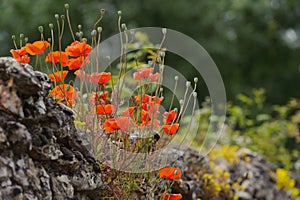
[0,57,103,200]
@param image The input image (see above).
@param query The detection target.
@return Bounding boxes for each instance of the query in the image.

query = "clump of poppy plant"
[9,4,200,199]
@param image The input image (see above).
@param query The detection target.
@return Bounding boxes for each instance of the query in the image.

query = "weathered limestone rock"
[0,57,104,200]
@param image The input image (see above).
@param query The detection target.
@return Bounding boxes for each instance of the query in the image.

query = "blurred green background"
[0,0,299,104]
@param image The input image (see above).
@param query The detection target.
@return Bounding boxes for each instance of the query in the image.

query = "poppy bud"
[91,30,97,36]
[38,26,44,33]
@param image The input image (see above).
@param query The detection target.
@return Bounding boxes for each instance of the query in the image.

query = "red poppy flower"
[10,47,26,58]
[163,110,178,125]
[65,41,92,57]
[68,56,87,70]
[26,40,50,55]
[163,123,179,135]
[48,70,68,82]
[50,84,76,100]
[90,72,111,85]
[135,94,151,104]
[159,193,182,200]
[140,110,151,123]
[74,70,90,80]
[151,96,164,104]
[103,117,130,133]
[89,91,108,105]
[136,95,163,104]
[94,104,114,115]
[10,47,31,64]
[149,72,160,82]
[17,55,31,64]
[133,68,154,80]
[159,167,182,180]
[45,51,69,66]
[122,107,135,117]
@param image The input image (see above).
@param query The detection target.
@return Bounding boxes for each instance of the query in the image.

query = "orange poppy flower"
[151,96,164,104]
[45,51,69,66]
[136,95,163,104]
[94,104,114,115]
[74,70,90,80]
[163,110,178,125]
[10,47,27,58]
[159,193,182,200]
[90,72,111,85]
[133,68,154,80]
[149,72,160,82]
[48,70,68,82]
[16,55,30,64]
[68,56,87,70]
[103,117,130,133]
[140,110,151,123]
[89,91,108,105]
[50,84,75,99]
[122,107,135,117]
[65,41,92,57]
[163,123,179,135]
[159,167,182,180]
[10,47,31,64]
[135,94,151,104]
[26,40,50,55]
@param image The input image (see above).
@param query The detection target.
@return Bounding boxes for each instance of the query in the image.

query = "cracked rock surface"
[0,57,104,200]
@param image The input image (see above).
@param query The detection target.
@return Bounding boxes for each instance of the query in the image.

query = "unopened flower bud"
[91,30,97,36]
[100,9,105,15]
[38,26,43,33]
[12,35,16,40]
[174,108,178,112]
[65,3,69,10]
[54,14,59,20]
[117,10,122,16]
[162,28,167,35]
[78,24,82,30]
[24,37,28,43]
[97,27,102,33]
[160,88,163,92]
[180,99,184,105]
[194,77,198,83]
[20,33,24,39]
[193,92,197,97]
[186,81,191,87]
[174,76,179,81]
[121,23,127,30]
[49,23,54,29]
[61,15,65,20]
[160,51,165,57]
